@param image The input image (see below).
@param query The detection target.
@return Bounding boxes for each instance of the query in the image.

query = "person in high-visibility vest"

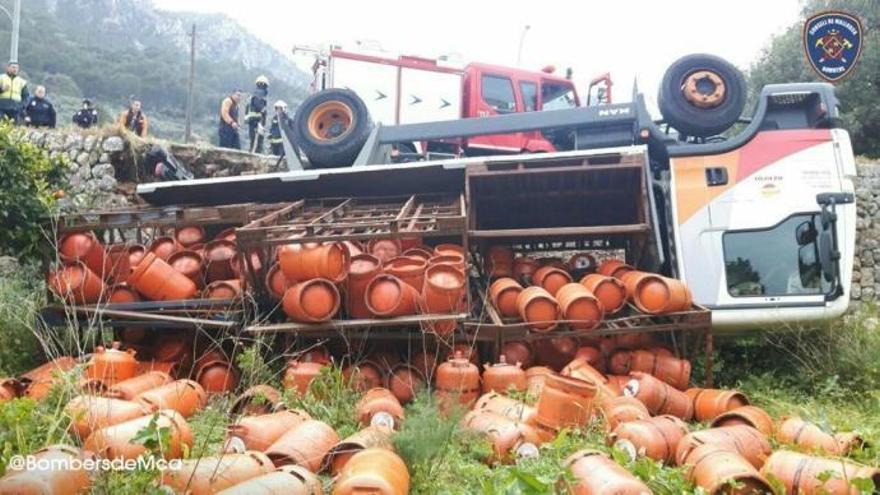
[268,100,293,157]
[218,89,242,150]
[118,100,149,137]
[245,75,269,153]
[0,61,29,123]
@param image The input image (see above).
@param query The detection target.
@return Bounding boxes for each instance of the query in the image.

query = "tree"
[748,0,879,157]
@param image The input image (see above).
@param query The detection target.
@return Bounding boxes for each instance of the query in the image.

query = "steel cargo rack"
[43,202,290,330]
[236,194,476,338]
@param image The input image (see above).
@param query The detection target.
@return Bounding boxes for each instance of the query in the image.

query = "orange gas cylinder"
[66,395,154,439]
[106,371,172,400]
[555,283,603,330]
[623,371,693,420]
[609,415,689,464]
[525,366,555,398]
[161,451,275,495]
[709,405,774,436]
[534,374,597,430]
[265,419,339,472]
[473,392,537,424]
[346,253,382,318]
[58,231,111,278]
[264,263,289,301]
[225,409,312,453]
[168,250,205,287]
[776,416,843,455]
[436,354,481,410]
[596,259,635,279]
[174,225,205,247]
[326,425,395,475]
[500,341,533,368]
[283,359,327,397]
[47,261,106,305]
[0,444,92,495]
[343,361,385,392]
[516,286,559,332]
[128,252,198,301]
[675,425,772,469]
[84,409,192,460]
[385,256,427,291]
[85,342,138,386]
[531,265,573,297]
[489,277,524,319]
[599,396,650,431]
[230,385,284,416]
[282,279,340,322]
[279,242,350,283]
[421,263,466,335]
[148,236,180,262]
[356,388,405,429]
[195,360,240,394]
[761,450,880,495]
[681,444,773,495]
[134,379,207,418]
[481,356,527,394]
[203,239,238,282]
[369,238,402,263]
[333,447,410,495]
[566,450,651,495]
[213,465,322,495]
[461,410,541,463]
[611,350,691,390]
[387,365,425,404]
[688,388,750,422]
[365,274,420,317]
[513,257,540,284]
[580,273,627,314]
[633,274,692,314]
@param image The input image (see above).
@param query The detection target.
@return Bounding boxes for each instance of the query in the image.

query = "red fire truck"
[300,47,612,159]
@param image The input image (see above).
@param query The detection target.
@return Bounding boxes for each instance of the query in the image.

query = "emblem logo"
[803,11,863,82]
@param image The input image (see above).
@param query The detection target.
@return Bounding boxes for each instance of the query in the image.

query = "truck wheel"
[293,89,373,168]
[658,54,746,138]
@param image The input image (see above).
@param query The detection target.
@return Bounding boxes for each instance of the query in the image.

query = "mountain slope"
[0,0,310,143]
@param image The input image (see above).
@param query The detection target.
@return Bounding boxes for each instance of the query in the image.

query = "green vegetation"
[748,0,879,157]
[0,122,66,261]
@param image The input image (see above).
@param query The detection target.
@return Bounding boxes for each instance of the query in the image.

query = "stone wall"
[22,129,880,303]
[851,160,880,302]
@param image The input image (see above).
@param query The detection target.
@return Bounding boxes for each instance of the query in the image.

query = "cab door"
[467,73,525,152]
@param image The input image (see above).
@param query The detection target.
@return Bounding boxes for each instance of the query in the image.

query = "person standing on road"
[73,99,99,129]
[0,61,29,123]
[24,85,57,128]
[119,100,149,137]
[268,100,292,157]
[246,75,269,153]
[218,89,242,149]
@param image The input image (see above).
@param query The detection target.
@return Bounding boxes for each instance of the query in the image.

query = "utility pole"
[0,0,21,62]
[184,23,196,143]
[516,24,530,67]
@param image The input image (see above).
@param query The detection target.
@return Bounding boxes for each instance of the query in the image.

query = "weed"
[187,396,232,458]
[0,264,45,375]
[285,366,361,439]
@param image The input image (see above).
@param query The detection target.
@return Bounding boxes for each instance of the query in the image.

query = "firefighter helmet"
[274,100,287,109]
[255,75,270,86]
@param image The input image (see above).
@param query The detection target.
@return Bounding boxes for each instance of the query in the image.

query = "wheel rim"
[681,70,726,109]
[307,101,354,141]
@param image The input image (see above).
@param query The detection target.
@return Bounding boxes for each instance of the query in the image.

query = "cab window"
[723,213,829,297]
[519,81,538,112]
[542,81,577,111]
[481,75,516,113]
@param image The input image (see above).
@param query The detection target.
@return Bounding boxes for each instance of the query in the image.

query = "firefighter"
[119,100,149,137]
[218,89,242,150]
[73,99,99,129]
[24,85,56,128]
[245,75,269,153]
[0,61,29,123]
[268,100,292,157]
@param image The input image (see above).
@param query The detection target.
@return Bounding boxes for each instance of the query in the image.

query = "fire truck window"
[723,214,829,297]
[520,82,538,112]
[542,81,577,111]
[481,75,516,113]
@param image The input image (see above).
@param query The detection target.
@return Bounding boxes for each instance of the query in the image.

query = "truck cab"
[462,63,580,154]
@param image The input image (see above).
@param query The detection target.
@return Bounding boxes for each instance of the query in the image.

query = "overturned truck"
[137,53,856,331]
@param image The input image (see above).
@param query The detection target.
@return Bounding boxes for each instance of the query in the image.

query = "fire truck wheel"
[293,88,373,168]
[658,53,746,138]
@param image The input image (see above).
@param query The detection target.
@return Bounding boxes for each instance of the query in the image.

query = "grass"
[1,263,880,493]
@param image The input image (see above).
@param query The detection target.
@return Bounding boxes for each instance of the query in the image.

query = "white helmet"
[274,100,288,109]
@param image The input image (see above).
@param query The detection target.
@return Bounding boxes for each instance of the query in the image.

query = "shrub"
[0,262,45,375]
[0,121,66,261]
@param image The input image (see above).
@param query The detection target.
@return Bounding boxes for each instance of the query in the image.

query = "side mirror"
[798,244,821,288]
[795,220,817,246]
[817,230,835,282]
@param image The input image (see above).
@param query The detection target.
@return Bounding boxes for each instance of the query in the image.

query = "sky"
[153,0,803,108]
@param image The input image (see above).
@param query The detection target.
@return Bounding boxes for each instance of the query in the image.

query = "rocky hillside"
[0,0,310,142]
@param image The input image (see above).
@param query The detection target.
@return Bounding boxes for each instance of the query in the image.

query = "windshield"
[542,81,577,111]
[723,213,829,297]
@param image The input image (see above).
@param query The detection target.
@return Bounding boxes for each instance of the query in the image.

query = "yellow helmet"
[255,75,269,86]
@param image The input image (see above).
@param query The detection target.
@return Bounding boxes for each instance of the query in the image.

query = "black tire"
[292,88,373,168]
[658,54,746,138]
